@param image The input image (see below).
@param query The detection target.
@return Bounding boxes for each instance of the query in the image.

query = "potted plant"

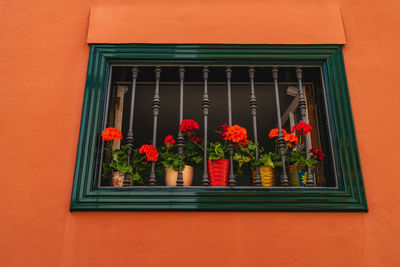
[259,152,280,186]
[250,150,283,187]
[160,119,203,186]
[101,127,159,186]
[231,138,273,186]
[208,124,248,186]
[208,141,230,186]
[101,127,132,187]
[231,128,284,187]
[259,128,298,186]
[287,121,324,186]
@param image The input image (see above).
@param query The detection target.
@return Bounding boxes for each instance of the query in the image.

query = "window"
[70,44,367,211]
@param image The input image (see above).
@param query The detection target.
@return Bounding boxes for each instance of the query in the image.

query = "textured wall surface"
[0,0,400,266]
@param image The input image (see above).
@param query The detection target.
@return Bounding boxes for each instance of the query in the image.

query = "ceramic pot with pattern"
[288,165,315,186]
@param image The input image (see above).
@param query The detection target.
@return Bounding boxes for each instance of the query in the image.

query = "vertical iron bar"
[176,67,185,186]
[296,67,314,186]
[201,67,210,186]
[226,67,236,186]
[125,67,139,186]
[272,67,289,186]
[149,67,161,186]
[249,67,261,186]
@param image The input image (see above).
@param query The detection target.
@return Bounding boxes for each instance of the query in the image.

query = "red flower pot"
[208,159,229,186]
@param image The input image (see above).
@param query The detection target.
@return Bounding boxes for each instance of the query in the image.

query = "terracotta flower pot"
[251,166,276,186]
[112,171,124,187]
[208,159,229,186]
[165,165,194,186]
[288,165,315,186]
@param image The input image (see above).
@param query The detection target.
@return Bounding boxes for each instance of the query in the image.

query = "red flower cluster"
[164,135,176,150]
[219,123,229,140]
[164,135,175,145]
[139,144,159,162]
[310,148,325,161]
[268,128,287,138]
[101,127,123,142]
[179,119,199,132]
[284,133,299,145]
[190,134,203,144]
[226,125,247,143]
[291,121,312,137]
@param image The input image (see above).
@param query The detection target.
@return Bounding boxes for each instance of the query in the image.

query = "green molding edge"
[70,44,367,212]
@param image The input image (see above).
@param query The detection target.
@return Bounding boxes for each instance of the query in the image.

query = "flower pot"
[208,159,229,186]
[112,171,124,187]
[288,165,315,186]
[251,166,276,186]
[165,166,194,186]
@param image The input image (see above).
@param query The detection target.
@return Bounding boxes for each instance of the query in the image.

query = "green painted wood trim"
[70,44,367,212]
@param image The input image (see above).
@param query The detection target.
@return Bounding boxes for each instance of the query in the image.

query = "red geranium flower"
[179,119,199,132]
[226,125,247,143]
[310,148,325,161]
[164,135,176,145]
[101,127,123,142]
[284,133,298,145]
[139,144,159,162]
[219,123,229,140]
[164,135,176,150]
[190,134,203,144]
[268,128,287,138]
[291,121,312,137]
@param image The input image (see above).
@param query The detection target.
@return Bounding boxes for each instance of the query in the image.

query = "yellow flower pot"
[252,166,276,186]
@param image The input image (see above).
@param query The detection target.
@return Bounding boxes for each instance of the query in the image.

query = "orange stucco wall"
[87,3,346,44]
[1,0,400,266]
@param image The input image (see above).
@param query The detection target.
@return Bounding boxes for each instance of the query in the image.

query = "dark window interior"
[101,66,335,187]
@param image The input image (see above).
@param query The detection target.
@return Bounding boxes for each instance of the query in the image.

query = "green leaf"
[131,173,141,181]
[259,154,274,168]
[208,142,228,160]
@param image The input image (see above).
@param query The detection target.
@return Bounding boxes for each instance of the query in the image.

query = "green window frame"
[70,44,367,212]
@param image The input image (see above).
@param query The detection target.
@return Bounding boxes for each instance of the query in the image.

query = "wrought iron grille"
[99,65,333,188]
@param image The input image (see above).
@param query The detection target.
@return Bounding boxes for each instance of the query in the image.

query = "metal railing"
[105,65,315,187]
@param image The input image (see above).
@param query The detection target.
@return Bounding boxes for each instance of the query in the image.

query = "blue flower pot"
[288,165,315,186]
